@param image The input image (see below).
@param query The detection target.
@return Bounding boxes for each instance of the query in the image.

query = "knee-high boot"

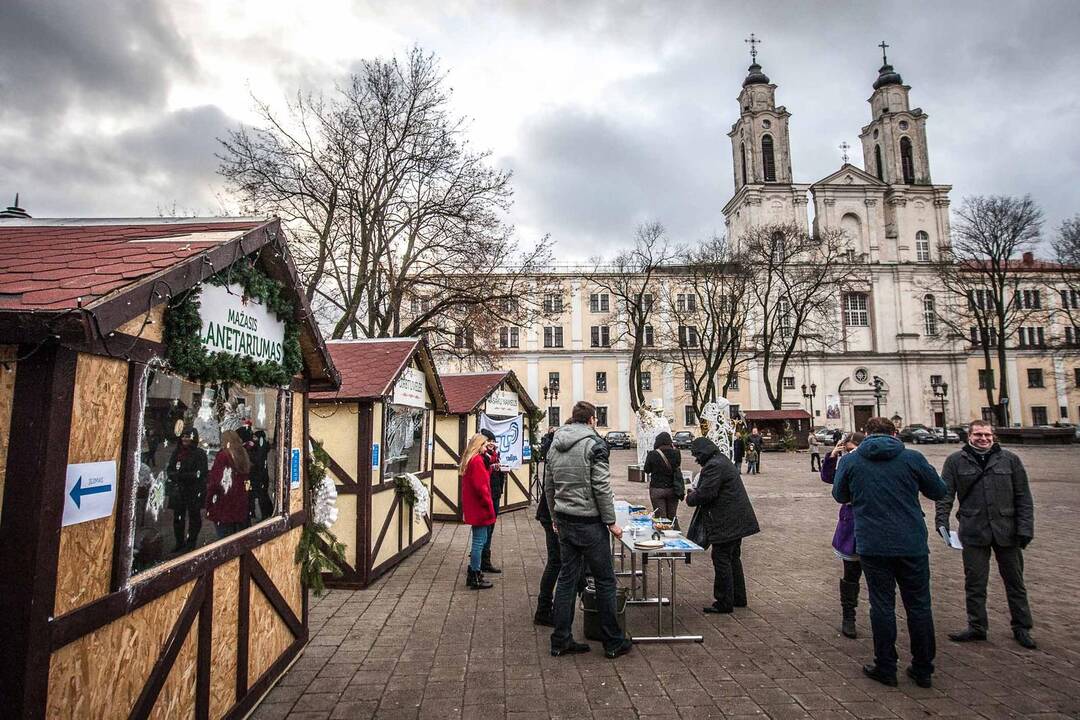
[840,579,860,638]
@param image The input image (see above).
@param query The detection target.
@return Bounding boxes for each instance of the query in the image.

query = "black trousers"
[810,452,821,472]
[481,477,504,565]
[172,486,202,547]
[962,542,1032,632]
[648,486,679,522]
[710,539,746,610]
[537,521,585,613]
[552,517,625,653]
[861,554,935,677]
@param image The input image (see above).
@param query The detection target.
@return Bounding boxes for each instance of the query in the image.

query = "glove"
[1016,535,1032,549]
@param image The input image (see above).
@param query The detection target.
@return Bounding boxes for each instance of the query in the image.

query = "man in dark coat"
[167,428,209,552]
[935,419,1036,649]
[748,427,764,471]
[479,428,504,574]
[833,417,946,689]
[686,437,760,614]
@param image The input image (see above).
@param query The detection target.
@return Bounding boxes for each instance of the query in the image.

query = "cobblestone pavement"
[257,444,1080,719]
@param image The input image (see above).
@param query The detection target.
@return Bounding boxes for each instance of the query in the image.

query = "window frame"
[915,231,930,262]
[1027,368,1045,388]
[595,406,609,428]
[640,371,652,391]
[684,405,696,426]
[842,292,869,327]
[596,371,608,392]
[923,294,938,336]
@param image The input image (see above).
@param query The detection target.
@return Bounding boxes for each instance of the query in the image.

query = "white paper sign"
[485,390,519,418]
[479,413,524,469]
[199,282,286,364]
[392,366,426,408]
[63,461,117,526]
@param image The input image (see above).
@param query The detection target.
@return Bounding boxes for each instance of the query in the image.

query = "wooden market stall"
[742,409,813,450]
[0,217,339,720]
[431,371,538,522]
[307,338,446,589]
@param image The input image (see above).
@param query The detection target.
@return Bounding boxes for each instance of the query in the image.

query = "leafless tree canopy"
[219,46,552,356]
[1053,214,1080,329]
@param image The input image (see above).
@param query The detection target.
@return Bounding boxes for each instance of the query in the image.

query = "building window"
[454,327,474,349]
[1031,406,1048,426]
[978,369,994,390]
[1061,405,1069,419]
[740,142,748,185]
[1017,326,1045,347]
[643,324,655,347]
[642,293,654,310]
[678,325,699,348]
[1075,368,1080,386]
[843,293,869,327]
[684,375,694,392]
[970,326,999,347]
[590,326,611,347]
[981,407,995,422]
[499,297,517,313]
[544,294,563,314]
[770,230,786,264]
[916,231,930,262]
[595,406,609,428]
[968,289,991,310]
[498,326,519,348]
[1062,288,1080,309]
[1066,326,1080,346]
[589,293,610,313]
[548,372,560,392]
[1027,368,1045,388]
[676,293,697,313]
[727,375,739,390]
[778,298,792,338]
[641,371,652,391]
[923,294,937,336]
[782,376,795,390]
[761,134,776,182]
[596,372,607,392]
[1017,289,1042,309]
[548,406,561,427]
[930,374,943,387]
[729,403,741,418]
[874,144,884,181]
[543,326,564,348]
[684,405,696,426]
[900,137,915,184]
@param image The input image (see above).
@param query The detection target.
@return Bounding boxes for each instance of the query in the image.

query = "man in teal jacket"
[833,417,947,689]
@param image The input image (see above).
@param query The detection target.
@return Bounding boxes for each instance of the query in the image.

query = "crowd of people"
[456,403,1039,688]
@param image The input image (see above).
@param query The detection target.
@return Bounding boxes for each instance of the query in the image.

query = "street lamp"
[801,382,817,420]
[931,379,949,439]
[543,383,560,427]
[872,376,885,416]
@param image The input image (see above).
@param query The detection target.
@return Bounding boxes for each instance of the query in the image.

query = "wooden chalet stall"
[431,371,538,522]
[0,217,339,720]
[743,409,813,450]
[308,338,446,588]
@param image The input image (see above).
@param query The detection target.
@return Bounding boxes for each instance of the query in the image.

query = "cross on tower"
[839,141,851,164]
[745,33,761,62]
[878,40,890,65]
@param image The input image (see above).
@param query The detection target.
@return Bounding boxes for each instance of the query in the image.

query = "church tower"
[858,43,932,185]
[723,35,809,243]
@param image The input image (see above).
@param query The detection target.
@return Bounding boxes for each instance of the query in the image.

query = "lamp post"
[543,383,560,427]
[801,382,817,421]
[931,379,949,439]
[872,376,885,416]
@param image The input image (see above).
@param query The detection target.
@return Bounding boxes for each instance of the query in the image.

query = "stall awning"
[313,337,447,410]
[743,409,812,421]
[440,370,538,415]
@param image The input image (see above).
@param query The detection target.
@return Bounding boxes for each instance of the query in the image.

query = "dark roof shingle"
[440,373,509,414]
[312,339,422,401]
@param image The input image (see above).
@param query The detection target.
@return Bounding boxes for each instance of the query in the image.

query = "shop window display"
[131,366,281,575]
[384,403,426,478]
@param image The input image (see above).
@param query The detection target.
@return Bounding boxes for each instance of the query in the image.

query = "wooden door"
[853,405,874,432]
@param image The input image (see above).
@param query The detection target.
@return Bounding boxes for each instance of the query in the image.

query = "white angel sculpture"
[634,400,671,468]
[700,398,737,460]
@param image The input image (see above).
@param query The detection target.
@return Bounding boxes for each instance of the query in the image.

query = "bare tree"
[659,236,753,416]
[219,46,552,354]
[740,223,868,410]
[1052,214,1080,333]
[928,195,1044,424]
[584,222,679,411]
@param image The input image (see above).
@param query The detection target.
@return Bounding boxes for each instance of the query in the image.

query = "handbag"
[686,506,710,549]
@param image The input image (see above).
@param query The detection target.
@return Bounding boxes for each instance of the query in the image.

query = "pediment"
[811,163,886,188]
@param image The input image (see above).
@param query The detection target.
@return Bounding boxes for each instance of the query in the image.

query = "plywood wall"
[115,303,166,343]
[210,558,240,719]
[290,393,305,515]
[54,353,129,616]
[251,526,303,620]
[0,345,16,526]
[149,621,197,720]
[47,581,195,718]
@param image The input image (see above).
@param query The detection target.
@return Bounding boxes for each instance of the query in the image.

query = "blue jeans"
[470,525,489,572]
[551,515,625,653]
[861,554,936,677]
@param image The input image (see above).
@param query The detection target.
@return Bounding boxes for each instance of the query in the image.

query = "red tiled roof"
[0,219,264,310]
[440,372,509,414]
[311,339,422,401]
[743,409,812,421]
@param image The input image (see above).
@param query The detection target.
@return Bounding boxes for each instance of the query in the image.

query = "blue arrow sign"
[69,475,112,508]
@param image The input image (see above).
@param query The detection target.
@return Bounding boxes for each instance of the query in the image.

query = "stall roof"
[743,409,812,421]
[440,371,539,415]
[0,217,339,389]
[312,337,447,410]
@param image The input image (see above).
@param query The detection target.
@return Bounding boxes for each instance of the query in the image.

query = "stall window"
[130,367,281,577]
[384,403,427,478]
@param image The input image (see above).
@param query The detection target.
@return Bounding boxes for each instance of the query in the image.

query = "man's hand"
[608,523,623,539]
[1017,535,1032,549]
[552,522,559,535]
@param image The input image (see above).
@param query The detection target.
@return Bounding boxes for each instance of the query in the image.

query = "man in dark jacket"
[935,419,1036,649]
[833,417,946,689]
[686,437,760,614]
[167,428,209,552]
[748,427,764,471]
[479,428,504,574]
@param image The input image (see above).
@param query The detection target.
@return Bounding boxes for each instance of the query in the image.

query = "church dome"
[743,61,770,87]
[873,62,903,90]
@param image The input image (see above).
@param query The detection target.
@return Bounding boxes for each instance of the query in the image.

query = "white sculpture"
[634,400,671,467]
[700,398,737,460]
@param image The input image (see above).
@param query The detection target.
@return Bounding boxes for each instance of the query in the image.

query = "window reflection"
[384,403,425,478]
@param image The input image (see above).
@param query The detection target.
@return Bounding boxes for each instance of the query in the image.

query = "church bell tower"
[858,42,932,185]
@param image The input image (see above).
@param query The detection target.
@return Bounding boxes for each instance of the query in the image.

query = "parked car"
[672,431,695,449]
[603,431,634,449]
[812,426,840,444]
[930,427,961,443]
[898,424,932,442]
[947,425,969,443]
[908,427,943,444]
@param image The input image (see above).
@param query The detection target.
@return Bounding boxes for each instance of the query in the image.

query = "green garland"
[164,260,303,387]
[295,441,347,596]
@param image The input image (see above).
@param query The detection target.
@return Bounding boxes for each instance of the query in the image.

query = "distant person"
[832,428,843,445]
[808,433,822,472]
[935,420,1036,649]
[205,430,251,540]
[643,432,684,521]
[479,428,503,574]
[460,433,496,589]
[533,425,585,625]
[732,433,745,470]
[833,417,946,689]
[686,437,760,613]
[167,428,208,552]
[544,401,633,659]
[749,427,764,470]
[821,432,865,638]
[744,443,759,475]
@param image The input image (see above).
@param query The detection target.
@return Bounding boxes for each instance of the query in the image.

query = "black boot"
[840,579,859,639]
[466,569,493,590]
[480,547,501,574]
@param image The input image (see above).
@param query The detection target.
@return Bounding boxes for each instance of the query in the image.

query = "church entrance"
[853,405,874,432]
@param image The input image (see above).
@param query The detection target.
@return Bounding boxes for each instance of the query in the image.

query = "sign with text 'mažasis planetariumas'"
[199,283,286,364]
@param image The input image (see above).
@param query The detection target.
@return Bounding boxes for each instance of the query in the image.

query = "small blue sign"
[372,443,380,467]
[522,444,532,461]
[290,448,301,488]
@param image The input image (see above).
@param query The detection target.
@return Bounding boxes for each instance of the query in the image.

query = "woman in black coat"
[642,432,685,521]
[686,437,760,614]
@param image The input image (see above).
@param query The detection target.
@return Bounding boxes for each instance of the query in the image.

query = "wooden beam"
[247,554,303,639]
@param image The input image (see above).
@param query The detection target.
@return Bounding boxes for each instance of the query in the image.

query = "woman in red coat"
[205,429,251,539]
[460,432,496,589]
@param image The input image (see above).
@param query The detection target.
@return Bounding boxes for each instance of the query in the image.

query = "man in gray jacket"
[936,419,1036,649]
[544,401,633,659]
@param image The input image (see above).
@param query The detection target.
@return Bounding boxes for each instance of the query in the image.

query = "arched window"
[740,142,748,186]
[770,230,785,263]
[761,134,776,182]
[923,294,938,336]
[874,144,884,181]
[915,231,930,262]
[900,137,915,184]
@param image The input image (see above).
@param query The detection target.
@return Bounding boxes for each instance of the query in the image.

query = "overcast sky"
[2,0,1078,259]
